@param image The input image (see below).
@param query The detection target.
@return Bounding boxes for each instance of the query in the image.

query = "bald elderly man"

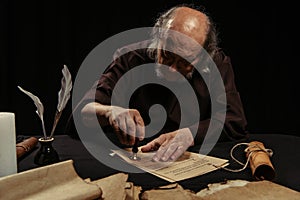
[79,5,248,162]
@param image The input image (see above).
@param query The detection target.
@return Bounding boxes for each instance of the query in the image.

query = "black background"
[0,0,299,136]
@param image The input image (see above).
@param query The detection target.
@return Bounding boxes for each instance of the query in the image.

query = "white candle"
[0,112,17,177]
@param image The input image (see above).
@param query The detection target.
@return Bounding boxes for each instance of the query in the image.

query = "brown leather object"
[16,137,38,159]
[246,141,275,181]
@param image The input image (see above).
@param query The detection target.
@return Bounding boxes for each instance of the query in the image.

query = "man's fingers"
[118,119,127,136]
[133,112,145,140]
[141,136,165,152]
[141,141,158,152]
[140,143,152,152]
[169,145,185,161]
[152,145,168,162]
[156,143,186,161]
[115,119,128,144]
[136,123,145,141]
[158,142,178,161]
[114,127,127,144]
[125,117,136,145]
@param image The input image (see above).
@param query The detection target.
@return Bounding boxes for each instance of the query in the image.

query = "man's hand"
[107,106,145,146]
[141,128,194,161]
[81,102,145,146]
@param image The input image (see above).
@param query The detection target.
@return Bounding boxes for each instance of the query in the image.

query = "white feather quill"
[18,86,47,139]
[50,65,73,137]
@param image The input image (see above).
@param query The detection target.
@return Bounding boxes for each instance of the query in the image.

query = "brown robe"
[77,40,248,146]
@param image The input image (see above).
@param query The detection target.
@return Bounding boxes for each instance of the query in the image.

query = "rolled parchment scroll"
[16,136,38,159]
[246,141,275,180]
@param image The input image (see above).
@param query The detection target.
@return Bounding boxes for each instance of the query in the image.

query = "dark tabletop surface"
[17,133,300,192]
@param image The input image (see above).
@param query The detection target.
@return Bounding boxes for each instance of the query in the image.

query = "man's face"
[156,50,196,82]
[154,29,204,82]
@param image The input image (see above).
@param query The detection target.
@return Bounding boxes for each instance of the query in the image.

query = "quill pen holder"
[34,137,60,166]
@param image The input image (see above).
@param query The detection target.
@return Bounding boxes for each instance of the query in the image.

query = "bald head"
[169,6,209,45]
[148,5,218,81]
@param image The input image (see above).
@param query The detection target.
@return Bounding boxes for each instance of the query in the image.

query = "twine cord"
[213,142,273,173]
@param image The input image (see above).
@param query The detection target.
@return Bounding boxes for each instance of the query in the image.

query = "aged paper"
[0,160,102,200]
[92,173,129,200]
[140,183,199,200]
[112,149,229,182]
[196,180,300,200]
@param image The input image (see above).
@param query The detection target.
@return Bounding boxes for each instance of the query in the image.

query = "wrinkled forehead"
[159,29,203,61]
